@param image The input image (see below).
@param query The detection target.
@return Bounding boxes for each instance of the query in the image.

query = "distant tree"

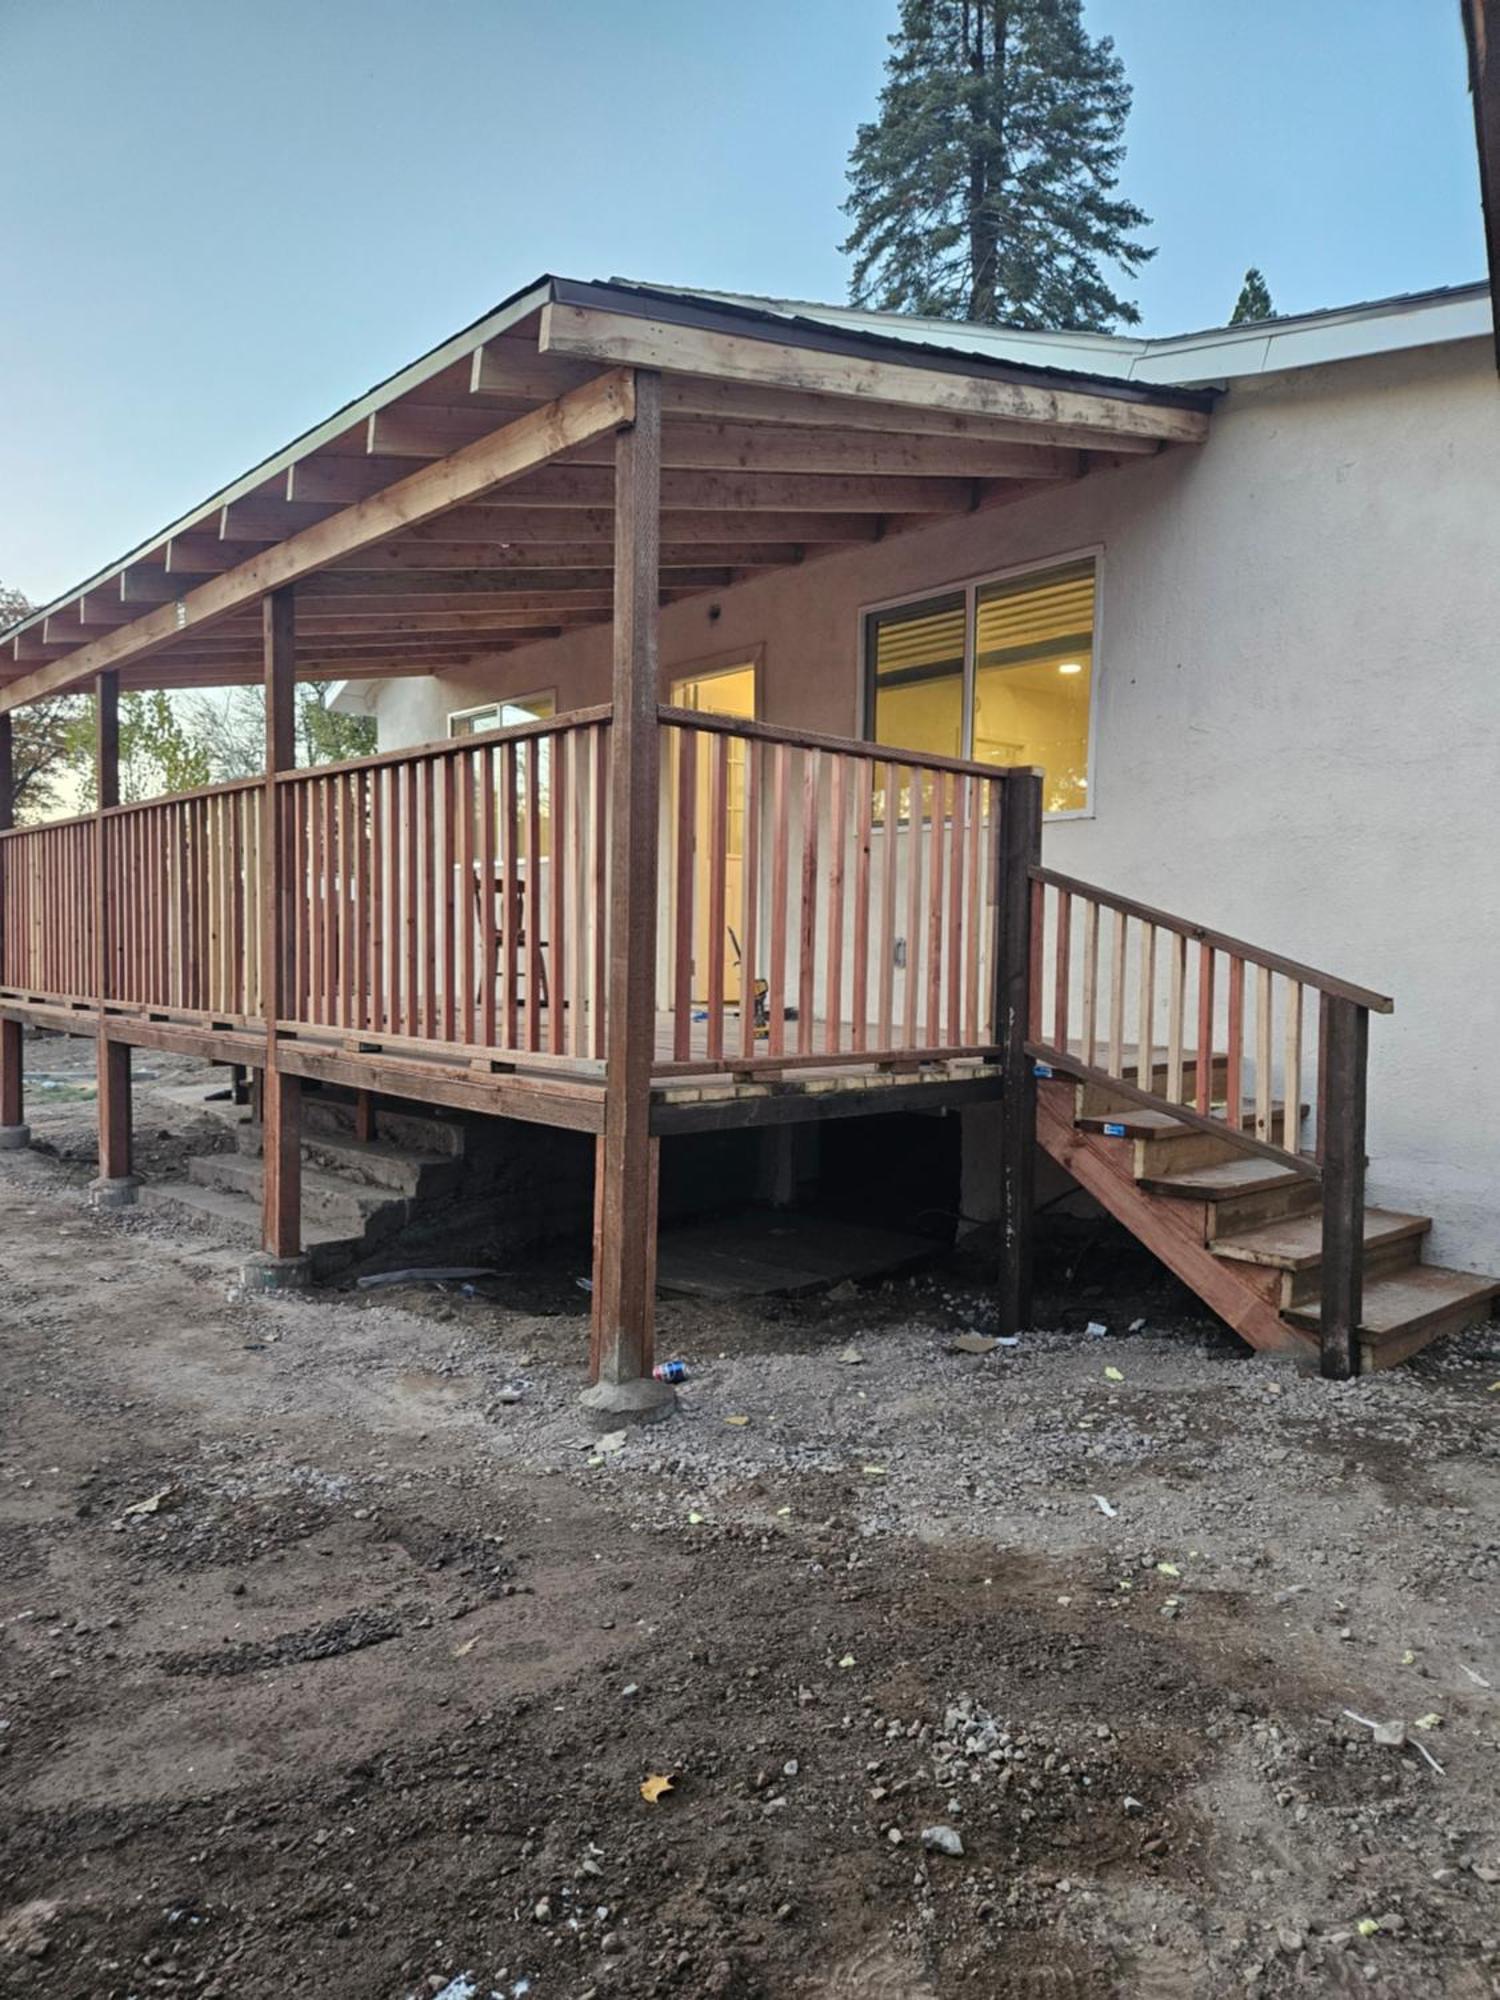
[1229,267,1274,324]
[0,581,92,823]
[184,682,376,778]
[842,0,1154,330]
[297,683,376,767]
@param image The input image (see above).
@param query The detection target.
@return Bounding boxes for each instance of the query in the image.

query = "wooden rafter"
[0,370,635,712]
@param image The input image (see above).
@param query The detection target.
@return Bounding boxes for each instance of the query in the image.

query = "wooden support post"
[255,587,306,1280]
[0,712,24,1148]
[995,769,1044,1337]
[590,370,666,1395]
[90,673,136,1204]
[354,1089,376,1144]
[1318,994,1368,1380]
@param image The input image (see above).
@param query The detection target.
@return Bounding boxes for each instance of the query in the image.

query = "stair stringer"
[1035,1079,1316,1360]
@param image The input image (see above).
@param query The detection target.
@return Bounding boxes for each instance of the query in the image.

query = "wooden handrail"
[1031,865,1394,1013]
[273,702,613,784]
[657,704,1042,788]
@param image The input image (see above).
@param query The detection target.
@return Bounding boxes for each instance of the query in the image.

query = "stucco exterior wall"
[358,339,1500,1274]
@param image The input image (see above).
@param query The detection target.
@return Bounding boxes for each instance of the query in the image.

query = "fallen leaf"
[687,1511,705,1525]
[1104,1366,1124,1383]
[640,1774,675,1805]
[123,1488,172,1517]
[1357,1919,1380,1938]
[1401,1650,1416,1666]
[453,1635,480,1659]
[586,1455,603,1468]
[724,1415,751,1428]
[838,1653,856,1668]
[951,1333,999,1355]
[1414,1713,1443,1730]
[836,1346,866,1366]
[862,1464,887,1477]
[775,1505,792,1517]
[1489,1382,1500,1393]
[1156,1562,1181,1578]
[1093,1494,1119,1518]
[1459,1664,1492,1688]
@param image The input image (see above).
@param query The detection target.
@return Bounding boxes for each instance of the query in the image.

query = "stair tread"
[1077,1101,1301,1142]
[301,1132,452,1172]
[1140,1157,1312,1200]
[193,1154,397,1209]
[1285,1264,1500,1338]
[1213,1207,1431,1271]
[144,1181,356,1247]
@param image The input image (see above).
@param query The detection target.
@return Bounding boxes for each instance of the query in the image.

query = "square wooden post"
[1318,994,1368,1379]
[0,711,25,1150]
[995,768,1044,1337]
[587,369,671,1413]
[90,671,137,1206]
[248,587,307,1287]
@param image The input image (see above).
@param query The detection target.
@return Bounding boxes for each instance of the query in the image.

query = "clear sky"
[0,0,1485,605]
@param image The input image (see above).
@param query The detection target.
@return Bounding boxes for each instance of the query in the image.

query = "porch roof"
[0,276,1213,712]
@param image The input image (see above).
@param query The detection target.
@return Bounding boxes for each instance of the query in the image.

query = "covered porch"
[0,280,1214,1394]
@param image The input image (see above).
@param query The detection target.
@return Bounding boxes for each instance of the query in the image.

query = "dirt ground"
[2,1038,1498,1999]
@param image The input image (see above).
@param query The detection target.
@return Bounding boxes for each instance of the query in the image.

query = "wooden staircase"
[1022,871,1500,1374]
[1036,1067,1499,1371]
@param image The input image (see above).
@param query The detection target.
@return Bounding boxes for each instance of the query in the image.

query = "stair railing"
[1025,867,1393,1380]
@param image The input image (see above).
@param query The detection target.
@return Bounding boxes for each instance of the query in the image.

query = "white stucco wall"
[359,338,1500,1274]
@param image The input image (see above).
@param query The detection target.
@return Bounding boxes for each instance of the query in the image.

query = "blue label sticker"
[1103,1122,1126,1137]
[1033,1062,1053,1078]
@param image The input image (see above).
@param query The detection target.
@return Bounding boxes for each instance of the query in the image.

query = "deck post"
[90,672,137,1207]
[244,586,308,1291]
[586,368,672,1418]
[1318,994,1368,1379]
[0,712,25,1150]
[995,769,1044,1337]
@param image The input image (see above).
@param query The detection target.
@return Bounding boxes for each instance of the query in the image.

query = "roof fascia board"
[549,276,1213,414]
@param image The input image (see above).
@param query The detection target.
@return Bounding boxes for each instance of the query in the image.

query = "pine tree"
[842,0,1154,331]
[1229,267,1274,324]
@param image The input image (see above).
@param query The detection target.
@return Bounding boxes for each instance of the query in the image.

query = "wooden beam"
[655,372,1164,453]
[324,539,805,573]
[592,370,663,1387]
[1318,995,1369,1381]
[587,421,1078,479]
[0,713,21,1138]
[541,303,1209,446]
[0,370,636,715]
[996,773,1043,1337]
[461,465,979,512]
[261,588,301,1263]
[390,505,880,546]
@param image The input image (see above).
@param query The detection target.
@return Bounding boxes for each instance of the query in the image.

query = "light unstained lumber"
[0,369,636,714]
[393,505,878,545]
[656,372,1165,454]
[579,420,1079,479]
[463,465,978,513]
[325,539,806,572]
[540,304,1209,447]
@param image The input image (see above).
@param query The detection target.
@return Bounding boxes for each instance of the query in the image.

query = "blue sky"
[0,0,1485,604]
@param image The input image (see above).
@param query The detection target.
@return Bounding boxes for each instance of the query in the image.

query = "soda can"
[653,1359,688,1383]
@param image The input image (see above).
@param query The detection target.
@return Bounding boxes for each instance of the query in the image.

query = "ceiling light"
[1058,661,1083,676]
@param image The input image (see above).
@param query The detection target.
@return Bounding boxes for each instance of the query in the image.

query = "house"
[1,274,1496,1401]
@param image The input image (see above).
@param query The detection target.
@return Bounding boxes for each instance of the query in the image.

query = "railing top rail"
[101,775,266,816]
[274,703,614,785]
[0,809,97,839]
[657,704,1040,787]
[1032,865,1395,1013]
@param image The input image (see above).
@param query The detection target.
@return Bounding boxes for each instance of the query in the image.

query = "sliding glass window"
[864,559,1096,817]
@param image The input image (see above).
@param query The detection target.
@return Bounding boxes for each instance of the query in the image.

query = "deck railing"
[276,706,612,1064]
[657,707,1013,1075]
[102,780,264,1021]
[0,812,97,1006]
[0,707,1035,1084]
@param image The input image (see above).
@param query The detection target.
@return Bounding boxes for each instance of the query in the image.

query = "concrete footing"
[88,1175,140,1210]
[0,1124,31,1152]
[578,1375,676,1428]
[239,1250,314,1295]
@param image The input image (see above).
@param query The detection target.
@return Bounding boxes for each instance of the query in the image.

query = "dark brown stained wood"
[996,772,1044,1338]
[739,736,761,1063]
[767,743,789,1057]
[1195,944,1216,1117]
[705,731,728,1061]
[0,713,20,1129]
[1318,994,1369,1380]
[261,587,302,1261]
[850,759,872,1054]
[591,369,663,1387]
[904,768,924,1048]
[877,763,898,1047]
[825,754,847,1056]
[98,1035,132,1180]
